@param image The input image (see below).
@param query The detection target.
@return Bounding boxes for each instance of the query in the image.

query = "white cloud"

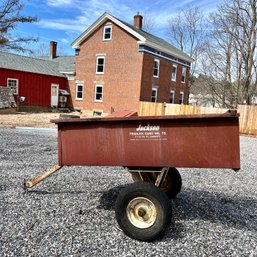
[61,38,69,44]
[41,0,178,33]
[40,0,136,33]
[38,17,87,32]
[46,0,74,6]
[39,0,222,46]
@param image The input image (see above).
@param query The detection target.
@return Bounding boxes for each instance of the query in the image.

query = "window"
[7,78,18,95]
[76,84,83,100]
[75,49,80,56]
[153,59,160,78]
[179,92,184,104]
[169,90,175,103]
[171,64,177,81]
[103,25,112,40]
[93,110,103,116]
[181,67,187,83]
[96,56,105,74]
[151,87,158,102]
[95,84,103,102]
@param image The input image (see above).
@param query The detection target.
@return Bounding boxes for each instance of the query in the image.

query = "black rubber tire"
[160,168,182,199]
[130,168,182,199]
[115,182,172,242]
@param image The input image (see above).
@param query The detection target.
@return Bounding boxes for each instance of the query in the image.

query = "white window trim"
[96,56,105,74]
[170,90,175,103]
[103,25,112,41]
[151,87,158,102]
[171,64,177,82]
[75,83,84,100]
[181,67,187,83]
[179,92,184,104]
[7,78,18,95]
[94,84,103,102]
[153,59,160,78]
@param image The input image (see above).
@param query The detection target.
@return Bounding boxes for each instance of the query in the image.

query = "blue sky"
[18,0,224,55]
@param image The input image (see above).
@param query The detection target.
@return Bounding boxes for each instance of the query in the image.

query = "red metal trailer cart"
[25,110,240,241]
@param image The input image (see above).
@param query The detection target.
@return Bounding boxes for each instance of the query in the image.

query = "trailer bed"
[52,111,240,170]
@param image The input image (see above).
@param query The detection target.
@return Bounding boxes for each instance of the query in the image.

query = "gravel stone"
[0,128,256,256]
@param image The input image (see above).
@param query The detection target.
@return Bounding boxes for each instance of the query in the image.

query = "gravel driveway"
[0,128,256,257]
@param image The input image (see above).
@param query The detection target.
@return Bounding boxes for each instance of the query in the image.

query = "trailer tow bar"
[24,164,63,190]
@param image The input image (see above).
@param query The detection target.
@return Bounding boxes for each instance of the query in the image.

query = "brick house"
[70,12,193,114]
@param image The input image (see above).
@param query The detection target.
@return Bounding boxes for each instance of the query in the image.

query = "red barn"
[0,43,75,111]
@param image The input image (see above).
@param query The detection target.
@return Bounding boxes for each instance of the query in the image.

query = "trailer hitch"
[24,164,63,190]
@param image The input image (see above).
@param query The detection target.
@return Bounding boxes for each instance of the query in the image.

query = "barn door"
[51,84,59,107]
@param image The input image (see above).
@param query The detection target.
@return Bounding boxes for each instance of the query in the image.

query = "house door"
[51,84,59,107]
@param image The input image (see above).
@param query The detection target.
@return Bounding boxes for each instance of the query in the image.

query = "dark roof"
[72,12,193,63]
[39,56,75,74]
[0,51,75,77]
[120,20,192,62]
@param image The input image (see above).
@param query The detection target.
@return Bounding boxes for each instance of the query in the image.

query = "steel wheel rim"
[126,197,157,229]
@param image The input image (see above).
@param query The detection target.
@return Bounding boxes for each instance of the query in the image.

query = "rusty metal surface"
[53,112,240,170]
[106,110,137,118]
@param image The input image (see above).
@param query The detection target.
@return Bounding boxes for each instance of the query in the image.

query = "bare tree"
[142,13,155,33]
[201,0,257,107]
[30,42,67,57]
[0,0,38,53]
[190,74,223,107]
[167,7,207,77]
[199,27,236,107]
[29,43,49,57]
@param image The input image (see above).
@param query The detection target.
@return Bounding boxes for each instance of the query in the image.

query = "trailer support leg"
[24,164,63,189]
[155,167,169,187]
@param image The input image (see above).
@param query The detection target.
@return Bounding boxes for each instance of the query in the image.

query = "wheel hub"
[138,208,146,217]
[126,197,157,229]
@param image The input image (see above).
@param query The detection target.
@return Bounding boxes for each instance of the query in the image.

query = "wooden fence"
[139,101,257,136]
[238,105,257,135]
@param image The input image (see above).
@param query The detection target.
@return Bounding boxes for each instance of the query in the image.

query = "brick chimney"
[50,41,57,59]
[134,12,143,29]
